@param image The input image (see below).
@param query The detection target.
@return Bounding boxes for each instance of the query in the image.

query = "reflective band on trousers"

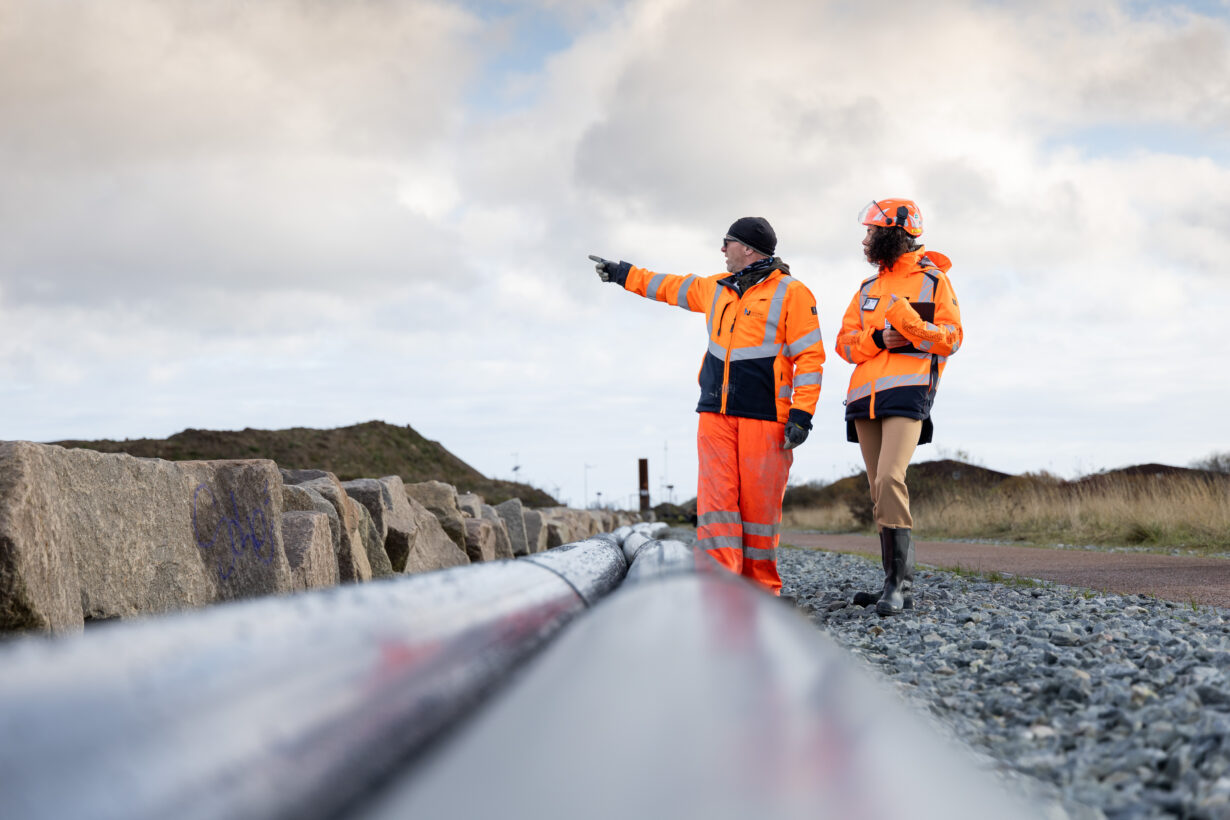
[699,535,744,551]
[697,511,778,538]
[699,539,777,563]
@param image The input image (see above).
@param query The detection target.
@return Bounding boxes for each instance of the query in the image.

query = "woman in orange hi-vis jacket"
[835,199,963,615]
[590,217,825,596]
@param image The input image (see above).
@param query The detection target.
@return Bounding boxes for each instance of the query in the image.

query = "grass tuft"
[786,466,1230,555]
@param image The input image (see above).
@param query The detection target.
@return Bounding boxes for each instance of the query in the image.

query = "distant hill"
[780,462,984,512]
[906,459,1012,485]
[1076,463,1228,487]
[52,420,558,507]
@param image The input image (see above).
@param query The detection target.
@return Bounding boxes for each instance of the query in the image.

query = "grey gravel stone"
[778,547,1230,820]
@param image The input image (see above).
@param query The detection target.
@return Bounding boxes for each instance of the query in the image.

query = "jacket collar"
[718,257,790,295]
[882,247,927,277]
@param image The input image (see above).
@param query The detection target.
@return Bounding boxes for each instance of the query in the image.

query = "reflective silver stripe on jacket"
[858,277,877,329]
[729,342,783,361]
[760,278,792,346]
[706,287,725,338]
[675,275,697,308]
[844,371,932,402]
[706,274,816,363]
[875,373,932,391]
[647,274,667,301]
[793,372,822,388]
[783,328,822,358]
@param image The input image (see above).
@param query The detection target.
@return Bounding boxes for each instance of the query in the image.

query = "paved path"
[781,532,1230,609]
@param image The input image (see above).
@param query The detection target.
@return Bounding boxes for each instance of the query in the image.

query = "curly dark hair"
[864,225,917,269]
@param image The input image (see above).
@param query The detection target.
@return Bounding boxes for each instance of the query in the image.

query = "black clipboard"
[888,301,934,354]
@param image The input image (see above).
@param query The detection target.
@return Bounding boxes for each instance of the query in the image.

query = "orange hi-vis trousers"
[695,412,792,595]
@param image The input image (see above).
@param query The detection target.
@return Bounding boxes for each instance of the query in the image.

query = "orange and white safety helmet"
[858,198,923,237]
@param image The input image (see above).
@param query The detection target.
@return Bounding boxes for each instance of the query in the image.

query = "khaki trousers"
[854,417,922,530]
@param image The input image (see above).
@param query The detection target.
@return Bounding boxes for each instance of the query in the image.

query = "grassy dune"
[783,462,1230,554]
[52,420,558,507]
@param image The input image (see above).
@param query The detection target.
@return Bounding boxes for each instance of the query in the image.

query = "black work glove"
[783,422,809,450]
[783,409,813,450]
[588,254,631,286]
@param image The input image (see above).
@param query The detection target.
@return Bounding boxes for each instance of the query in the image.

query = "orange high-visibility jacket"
[835,248,962,442]
[621,260,825,426]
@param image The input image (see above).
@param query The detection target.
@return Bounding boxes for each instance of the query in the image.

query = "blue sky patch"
[1044,122,1230,162]
[1122,0,1230,21]
[458,2,584,114]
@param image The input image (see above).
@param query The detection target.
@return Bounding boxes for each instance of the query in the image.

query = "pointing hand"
[589,254,620,283]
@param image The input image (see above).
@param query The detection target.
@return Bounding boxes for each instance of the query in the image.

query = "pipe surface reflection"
[0,541,626,820]
[361,549,1039,820]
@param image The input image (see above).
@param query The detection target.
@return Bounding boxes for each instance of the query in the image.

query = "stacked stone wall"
[0,441,643,634]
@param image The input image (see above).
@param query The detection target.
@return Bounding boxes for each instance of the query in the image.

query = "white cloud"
[3,0,1229,507]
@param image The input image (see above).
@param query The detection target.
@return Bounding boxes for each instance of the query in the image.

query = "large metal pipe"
[359,543,1040,820]
[0,537,627,820]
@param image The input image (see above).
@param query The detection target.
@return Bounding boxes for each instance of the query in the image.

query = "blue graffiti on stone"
[192,482,275,580]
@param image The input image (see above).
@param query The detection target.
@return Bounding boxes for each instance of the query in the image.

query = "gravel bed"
[778,547,1230,820]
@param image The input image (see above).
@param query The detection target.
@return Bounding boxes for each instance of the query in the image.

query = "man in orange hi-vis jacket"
[590,217,825,596]
[836,198,963,615]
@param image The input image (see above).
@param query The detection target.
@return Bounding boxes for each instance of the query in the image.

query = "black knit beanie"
[726,216,777,256]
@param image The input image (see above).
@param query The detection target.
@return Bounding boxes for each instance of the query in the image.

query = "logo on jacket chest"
[862,296,880,311]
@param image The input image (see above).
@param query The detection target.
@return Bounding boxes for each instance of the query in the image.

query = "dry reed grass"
[781,504,858,532]
[916,473,1230,552]
[788,471,1230,553]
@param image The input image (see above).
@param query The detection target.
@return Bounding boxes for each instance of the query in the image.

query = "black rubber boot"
[875,527,915,616]
[852,528,890,607]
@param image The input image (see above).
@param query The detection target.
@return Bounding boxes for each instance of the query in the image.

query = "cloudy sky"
[2,0,1229,508]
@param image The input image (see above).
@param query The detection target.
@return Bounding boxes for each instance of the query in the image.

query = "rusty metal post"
[638,458,650,515]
